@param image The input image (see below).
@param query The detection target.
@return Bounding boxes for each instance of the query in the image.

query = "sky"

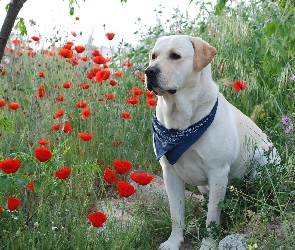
[0,0,204,51]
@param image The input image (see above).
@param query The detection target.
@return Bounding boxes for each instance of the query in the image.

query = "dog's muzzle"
[145,66,177,95]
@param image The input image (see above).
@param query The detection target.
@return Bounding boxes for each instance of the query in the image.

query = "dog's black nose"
[145,66,160,78]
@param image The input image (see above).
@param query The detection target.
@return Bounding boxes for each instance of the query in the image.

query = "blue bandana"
[152,98,218,165]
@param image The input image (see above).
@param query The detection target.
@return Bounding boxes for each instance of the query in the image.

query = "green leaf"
[86,164,101,173]
[214,0,227,15]
[70,6,74,16]
[273,43,287,58]
[33,180,42,192]
[264,21,278,37]
[14,175,27,188]
[16,18,27,36]
[0,116,14,133]
[0,174,13,188]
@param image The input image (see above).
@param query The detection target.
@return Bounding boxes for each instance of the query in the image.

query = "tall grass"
[0,0,294,249]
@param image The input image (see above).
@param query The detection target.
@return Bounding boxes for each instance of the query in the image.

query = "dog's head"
[145,35,216,95]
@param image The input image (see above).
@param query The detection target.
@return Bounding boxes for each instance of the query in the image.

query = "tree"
[0,0,26,63]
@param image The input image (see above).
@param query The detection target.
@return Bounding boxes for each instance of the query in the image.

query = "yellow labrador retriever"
[145,35,279,250]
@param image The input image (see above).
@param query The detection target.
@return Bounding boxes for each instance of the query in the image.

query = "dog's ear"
[190,37,217,72]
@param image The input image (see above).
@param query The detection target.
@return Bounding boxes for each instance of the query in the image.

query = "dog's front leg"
[200,167,229,250]
[159,159,185,250]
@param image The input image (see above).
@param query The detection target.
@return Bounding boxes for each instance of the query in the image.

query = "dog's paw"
[199,238,216,250]
[158,237,184,250]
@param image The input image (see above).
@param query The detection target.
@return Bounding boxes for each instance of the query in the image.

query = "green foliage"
[214,0,228,15]
[15,17,27,36]
[0,116,14,133]
[69,6,74,15]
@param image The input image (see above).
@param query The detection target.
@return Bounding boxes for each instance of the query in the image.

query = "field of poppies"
[1,1,295,249]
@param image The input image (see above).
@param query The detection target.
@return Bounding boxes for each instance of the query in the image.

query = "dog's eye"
[151,54,156,60]
[170,53,181,60]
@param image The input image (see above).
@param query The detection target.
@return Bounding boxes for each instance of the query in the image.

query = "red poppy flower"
[12,39,21,46]
[7,196,22,211]
[71,31,77,37]
[63,82,72,88]
[130,172,154,185]
[75,45,85,53]
[69,58,79,66]
[52,123,61,131]
[56,95,64,102]
[80,55,88,61]
[31,36,40,42]
[88,211,107,228]
[0,158,21,174]
[79,83,90,89]
[104,93,115,101]
[126,97,140,105]
[36,84,46,98]
[34,147,52,162]
[114,71,124,77]
[27,51,36,57]
[1,70,6,75]
[123,59,133,68]
[75,16,80,20]
[38,71,45,78]
[0,99,6,107]
[8,102,21,110]
[6,48,14,53]
[96,70,111,82]
[117,181,136,198]
[76,101,88,108]
[0,206,3,212]
[145,91,157,99]
[109,79,118,86]
[87,67,101,79]
[130,87,143,96]
[54,109,64,118]
[105,32,115,40]
[112,141,122,147]
[97,160,104,165]
[79,150,85,155]
[81,108,92,119]
[113,159,133,175]
[147,98,157,108]
[37,139,50,145]
[78,132,94,141]
[64,41,74,50]
[232,80,247,92]
[92,49,101,57]
[103,168,117,183]
[27,180,35,191]
[93,55,106,65]
[135,71,145,82]
[86,73,94,80]
[121,111,131,120]
[54,166,72,179]
[59,48,73,59]
[63,121,73,133]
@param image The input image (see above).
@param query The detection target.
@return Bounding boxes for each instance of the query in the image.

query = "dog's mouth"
[147,81,177,95]
[150,86,177,96]
[145,66,177,95]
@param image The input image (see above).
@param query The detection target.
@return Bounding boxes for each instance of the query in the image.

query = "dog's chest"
[171,149,209,186]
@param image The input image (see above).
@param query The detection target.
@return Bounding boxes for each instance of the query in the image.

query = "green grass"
[1,0,295,249]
